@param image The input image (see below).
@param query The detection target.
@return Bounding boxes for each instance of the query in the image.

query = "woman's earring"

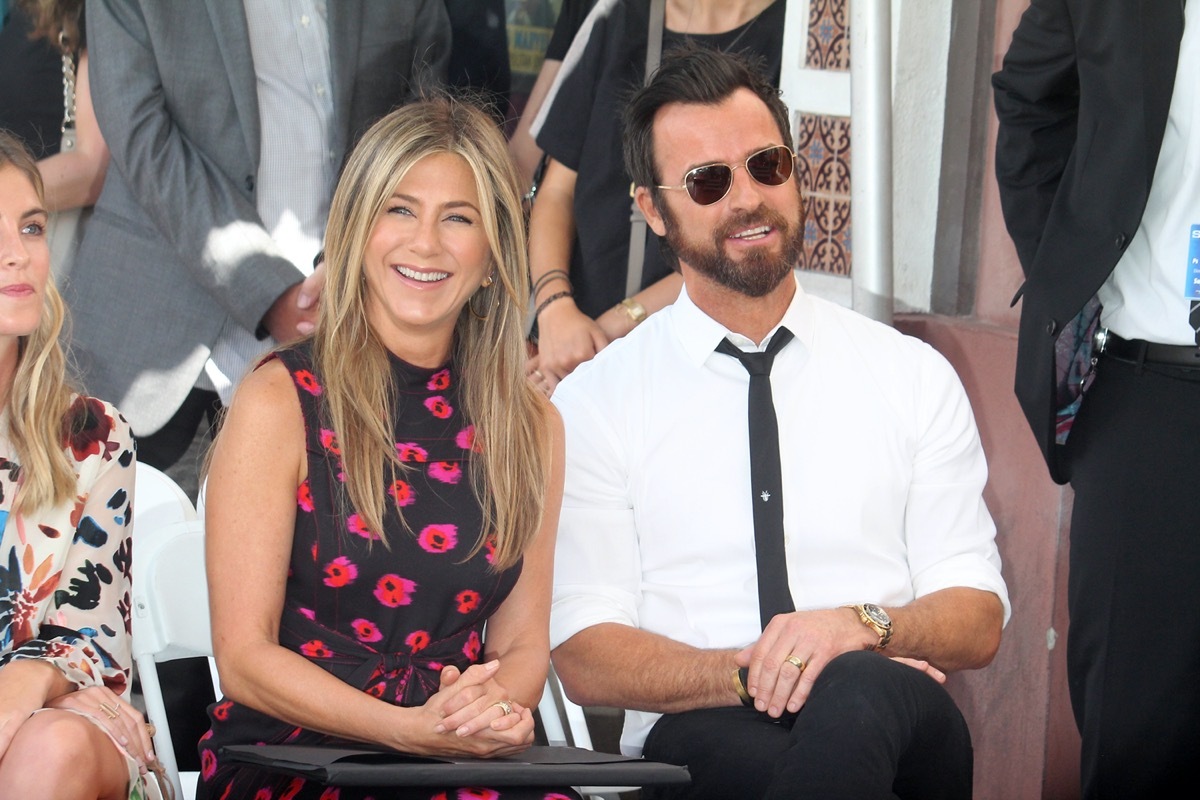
[469,284,493,320]
[481,273,495,288]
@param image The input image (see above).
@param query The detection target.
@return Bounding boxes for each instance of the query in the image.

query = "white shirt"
[1098,3,1200,344]
[203,0,337,402]
[550,276,1010,755]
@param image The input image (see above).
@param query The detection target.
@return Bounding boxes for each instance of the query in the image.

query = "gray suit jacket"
[70,0,450,435]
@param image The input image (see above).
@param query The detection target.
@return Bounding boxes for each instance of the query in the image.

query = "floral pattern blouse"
[0,396,136,694]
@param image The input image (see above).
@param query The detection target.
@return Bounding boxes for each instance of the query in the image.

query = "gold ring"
[491,700,514,716]
[146,723,157,738]
[99,702,120,720]
[785,655,806,671]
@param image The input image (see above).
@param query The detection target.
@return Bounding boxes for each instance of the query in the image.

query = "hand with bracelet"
[529,270,609,393]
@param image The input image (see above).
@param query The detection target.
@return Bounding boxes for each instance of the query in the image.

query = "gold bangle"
[617,297,647,325]
[732,668,752,706]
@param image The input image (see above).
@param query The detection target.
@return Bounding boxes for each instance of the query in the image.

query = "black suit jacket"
[992,0,1186,483]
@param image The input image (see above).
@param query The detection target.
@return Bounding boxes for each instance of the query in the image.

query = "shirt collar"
[672,271,815,366]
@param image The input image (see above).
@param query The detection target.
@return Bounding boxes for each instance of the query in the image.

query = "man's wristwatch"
[847,603,893,650]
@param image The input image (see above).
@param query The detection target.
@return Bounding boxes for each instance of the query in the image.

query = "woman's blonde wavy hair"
[1,130,78,515]
[313,95,549,570]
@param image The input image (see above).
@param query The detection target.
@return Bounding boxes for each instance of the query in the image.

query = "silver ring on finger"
[491,700,514,716]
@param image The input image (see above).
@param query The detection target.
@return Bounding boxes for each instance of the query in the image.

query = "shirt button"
[244,175,255,193]
[1046,320,1058,336]
[316,85,326,97]
[1114,232,1128,249]
[301,14,310,26]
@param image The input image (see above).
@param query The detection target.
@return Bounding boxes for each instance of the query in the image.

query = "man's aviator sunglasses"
[655,145,796,206]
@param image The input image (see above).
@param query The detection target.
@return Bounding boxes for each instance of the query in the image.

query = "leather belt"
[1094,329,1200,368]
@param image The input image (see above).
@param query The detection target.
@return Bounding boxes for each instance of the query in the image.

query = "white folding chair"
[131,518,217,800]
[538,667,631,800]
[135,462,198,530]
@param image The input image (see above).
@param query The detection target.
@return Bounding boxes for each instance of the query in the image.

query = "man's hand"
[735,607,875,718]
[261,261,326,341]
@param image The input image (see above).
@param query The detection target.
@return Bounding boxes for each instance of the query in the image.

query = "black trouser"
[642,651,972,800]
[136,387,223,772]
[1064,355,1200,799]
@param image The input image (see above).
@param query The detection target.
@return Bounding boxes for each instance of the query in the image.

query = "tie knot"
[716,327,793,377]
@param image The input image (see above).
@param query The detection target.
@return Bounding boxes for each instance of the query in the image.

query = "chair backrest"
[135,462,198,532]
[538,667,627,800]
[131,517,216,800]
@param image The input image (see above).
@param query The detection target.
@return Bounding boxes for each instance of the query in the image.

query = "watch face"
[862,603,892,628]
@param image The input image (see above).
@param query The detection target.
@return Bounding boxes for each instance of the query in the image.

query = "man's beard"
[659,200,805,298]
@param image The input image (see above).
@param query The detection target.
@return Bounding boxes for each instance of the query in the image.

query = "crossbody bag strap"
[626,0,667,299]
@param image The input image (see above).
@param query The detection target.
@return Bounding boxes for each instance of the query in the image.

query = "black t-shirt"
[545,0,598,62]
[0,5,65,159]
[535,0,785,317]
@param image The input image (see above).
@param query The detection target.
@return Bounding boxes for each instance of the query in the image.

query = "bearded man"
[548,46,1009,800]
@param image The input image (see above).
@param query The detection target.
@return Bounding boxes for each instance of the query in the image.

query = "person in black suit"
[993,1,1199,796]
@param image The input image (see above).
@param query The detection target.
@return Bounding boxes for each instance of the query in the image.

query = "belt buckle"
[1092,327,1110,354]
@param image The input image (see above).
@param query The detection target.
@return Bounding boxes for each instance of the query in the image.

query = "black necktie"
[717,327,796,630]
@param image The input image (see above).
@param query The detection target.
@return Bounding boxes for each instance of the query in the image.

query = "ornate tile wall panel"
[796,112,852,275]
[798,0,852,275]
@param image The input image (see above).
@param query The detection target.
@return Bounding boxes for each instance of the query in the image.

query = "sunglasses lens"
[685,165,733,205]
[747,146,793,186]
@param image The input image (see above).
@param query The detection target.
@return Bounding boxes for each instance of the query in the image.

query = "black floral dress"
[197,343,576,800]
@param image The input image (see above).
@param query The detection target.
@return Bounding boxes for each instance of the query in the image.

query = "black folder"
[220,743,691,788]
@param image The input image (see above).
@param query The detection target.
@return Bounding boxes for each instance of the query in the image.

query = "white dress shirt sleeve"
[549,381,643,649]
[905,346,1011,623]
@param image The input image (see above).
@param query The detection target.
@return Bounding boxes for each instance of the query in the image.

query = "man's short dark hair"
[623,44,793,193]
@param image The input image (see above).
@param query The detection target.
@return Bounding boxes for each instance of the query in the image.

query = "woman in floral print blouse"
[0,132,161,798]
[199,97,573,799]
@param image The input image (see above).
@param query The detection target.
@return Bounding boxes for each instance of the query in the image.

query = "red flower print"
[424,396,453,419]
[429,461,462,484]
[432,794,449,800]
[484,537,497,565]
[463,630,482,661]
[319,788,341,800]
[297,480,315,512]
[323,556,358,588]
[427,369,451,391]
[64,396,116,462]
[213,700,233,721]
[545,795,576,800]
[366,682,386,698]
[254,790,272,800]
[280,778,305,800]
[388,479,415,507]
[456,589,480,614]
[299,607,316,620]
[457,789,500,800]
[293,370,323,396]
[310,542,318,561]
[352,618,383,643]
[374,574,417,607]
[300,640,333,658]
[347,514,380,541]
[418,524,458,554]
[396,442,429,462]
[319,428,341,455]
[201,748,217,779]
[455,425,483,453]
[406,630,430,653]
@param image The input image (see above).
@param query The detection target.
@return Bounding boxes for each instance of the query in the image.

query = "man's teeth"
[396,266,450,282]
[731,226,771,240]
